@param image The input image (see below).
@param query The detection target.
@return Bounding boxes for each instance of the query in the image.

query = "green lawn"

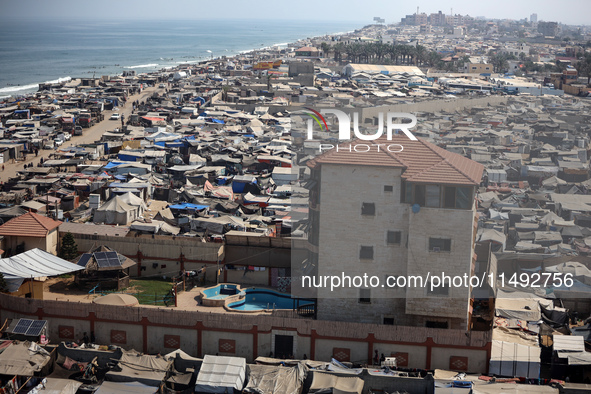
[128,279,174,306]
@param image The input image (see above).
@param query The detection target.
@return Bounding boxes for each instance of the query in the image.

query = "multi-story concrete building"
[538,21,559,36]
[306,135,484,330]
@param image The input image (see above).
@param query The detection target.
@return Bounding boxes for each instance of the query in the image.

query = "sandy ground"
[0,86,159,183]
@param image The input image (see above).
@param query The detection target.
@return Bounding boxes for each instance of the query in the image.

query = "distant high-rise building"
[530,13,538,23]
[538,21,559,36]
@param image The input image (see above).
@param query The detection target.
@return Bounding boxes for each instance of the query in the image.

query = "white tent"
[117,191,146,215]
[94,196,138,225]
[195,355,246,393]
[489,340,540,379]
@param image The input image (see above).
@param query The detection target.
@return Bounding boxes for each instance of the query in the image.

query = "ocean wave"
[124,63,159,69]
[0,76,71,94]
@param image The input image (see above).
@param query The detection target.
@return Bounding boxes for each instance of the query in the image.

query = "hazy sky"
[1,0,590,25]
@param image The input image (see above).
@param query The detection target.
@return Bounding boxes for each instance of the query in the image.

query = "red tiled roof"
[307,135,484,186]
[0,212,62,237]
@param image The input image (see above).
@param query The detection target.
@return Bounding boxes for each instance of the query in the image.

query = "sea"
[0,18,363,98]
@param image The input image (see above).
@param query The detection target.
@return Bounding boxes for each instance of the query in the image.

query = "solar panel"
[25,320,47,337]
[77,253,92,267]
[12,319,33,334]
[104,251,121,267]
[94,252,110,268]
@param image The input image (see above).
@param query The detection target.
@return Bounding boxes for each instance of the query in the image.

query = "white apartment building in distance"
[305,135,484,329]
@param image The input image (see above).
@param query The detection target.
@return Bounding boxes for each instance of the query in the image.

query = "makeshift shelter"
[495,288,554,321]
[489,340,540,378]
[308,371,364,394]
[0,342,52,376]
[194,355,246,393]
[94,195,139,225]
[105,351,172,387]
[35,378,82,394]
[0,248,84,294]
[243,363,306,394]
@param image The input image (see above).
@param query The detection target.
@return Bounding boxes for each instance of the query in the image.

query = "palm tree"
[320,42,331,59]
[414,45,427,66]
[333,42,345,62]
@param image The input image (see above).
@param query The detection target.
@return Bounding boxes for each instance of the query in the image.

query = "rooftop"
[0,212,62,238]
[307,135,484,186]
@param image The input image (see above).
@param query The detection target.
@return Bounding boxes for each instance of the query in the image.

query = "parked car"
[63,132,72,141]
[110,113,120,120]
[54,137,64,147]
[159,83,166,88]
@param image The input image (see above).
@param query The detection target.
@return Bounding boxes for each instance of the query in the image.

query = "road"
[0,86,158,183]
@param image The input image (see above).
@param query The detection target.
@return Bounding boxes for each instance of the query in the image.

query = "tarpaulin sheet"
[195,355,246,393]
[105,351,171,387]
[489,340,540,379]
[243,363,306,394]
[0,248,84,281]
[308,371,363,394]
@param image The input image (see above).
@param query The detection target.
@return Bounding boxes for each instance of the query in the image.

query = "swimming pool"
[201,284,241,307]
[202,284,239,300]
[227,288,313,311]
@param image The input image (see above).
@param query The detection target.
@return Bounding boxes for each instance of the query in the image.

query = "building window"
[387,231,401,245]
[359,289,371,303]
[426,320,449,329]
[361,202,375,216]
[429,237,451,252]
[414,184,425,206]
[384,185,393,192]
[383,316,395,325]
[359,246,374,260]
[455,187,472,209]
[427,280,449,296]
[401,180,412,203]
[444,186,456,208]
[426,185,440,207]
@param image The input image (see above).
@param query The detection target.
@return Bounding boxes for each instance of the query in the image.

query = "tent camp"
[93,196,139,225]
[243,363,306,394]
[105,351,172,387]
[308,371,364,394]
[117,191,146,216]
[195,355,246,393]
[0,248,84,292]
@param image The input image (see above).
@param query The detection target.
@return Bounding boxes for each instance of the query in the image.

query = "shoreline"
[0,24,362,100]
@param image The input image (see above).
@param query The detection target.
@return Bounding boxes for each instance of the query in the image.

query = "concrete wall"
[0,293,491,372]
[61,232,223,278]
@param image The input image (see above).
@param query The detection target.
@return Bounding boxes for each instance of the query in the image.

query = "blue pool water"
[228,288,313,311]
[202,284,238,300]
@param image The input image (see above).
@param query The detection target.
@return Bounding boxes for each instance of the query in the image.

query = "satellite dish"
[412,204,421,213]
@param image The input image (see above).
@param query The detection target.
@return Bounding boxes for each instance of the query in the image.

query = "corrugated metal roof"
[0,212,61,237]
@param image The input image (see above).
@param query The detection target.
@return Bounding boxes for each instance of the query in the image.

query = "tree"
[575,54,591,86]
[60,232,78,261]
[320,42,331,58]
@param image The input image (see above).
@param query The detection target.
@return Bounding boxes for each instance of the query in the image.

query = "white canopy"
[195,355,246,393]
[0,248,84,289]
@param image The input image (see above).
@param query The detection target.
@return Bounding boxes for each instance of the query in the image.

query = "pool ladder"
[267,303,276,310]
